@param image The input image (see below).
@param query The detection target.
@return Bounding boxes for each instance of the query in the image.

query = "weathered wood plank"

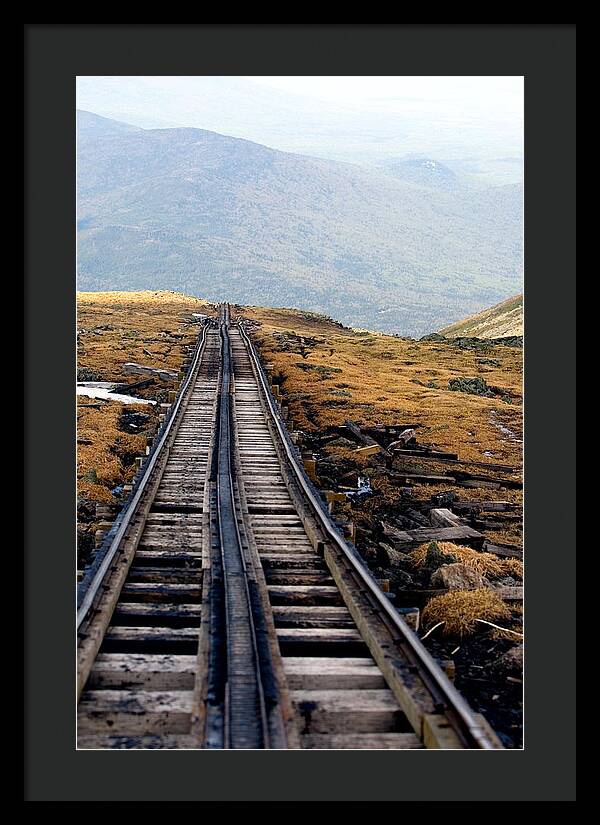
[283,657,385,690]
[301,733,423,749]
[345,420,391,458]
[88,653,197,689]
[484,543,523,560]
[104,626,200,643]
[120,583,203,603]
[267,585,343,605]
[77,734,197,749]
[429,508,463,528]
[291,689,405,734]
[277,627,363,644]
[384,525,485,549]
[78,690,194,734]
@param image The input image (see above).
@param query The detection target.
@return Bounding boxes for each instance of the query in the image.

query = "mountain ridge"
[76,110,523,336]
[440,294,523,338]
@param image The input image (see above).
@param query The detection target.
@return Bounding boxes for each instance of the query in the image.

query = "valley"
[76,111,523,336]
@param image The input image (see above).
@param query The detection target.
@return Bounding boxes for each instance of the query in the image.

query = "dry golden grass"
[77,399,149,502]
[77,291,216,503]
[237,304,522,545]
[421,588,512,637]
[411,541,506,578]
[501,558,524,579]
[77,290,213,380]
[239,304,522,466]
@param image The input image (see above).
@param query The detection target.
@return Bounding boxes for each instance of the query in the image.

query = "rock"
[326,437,356,448]
[420,332,447,342]
[77,367,102,381]
[431,491,457,507]
[431,562,486,590]
[422,541,457,572]
[492,644,523,675]
[448,376,495,397]
[388,429,417,449]
[390,569,413,589]
[375,543,391,567]
[377,543,412,568]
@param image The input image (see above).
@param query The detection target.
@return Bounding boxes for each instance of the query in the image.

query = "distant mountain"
[440,294,523,338]
[377,158,463,191]
[76,109,142,139]
[76,110,523,336]
[76,76,524,181]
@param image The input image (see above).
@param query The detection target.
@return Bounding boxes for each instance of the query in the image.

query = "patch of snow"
[77,381,118,390]
[77,386,156,406]
[490,411,520,442]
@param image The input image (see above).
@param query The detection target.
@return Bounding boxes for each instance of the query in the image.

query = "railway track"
[77,305,502,749]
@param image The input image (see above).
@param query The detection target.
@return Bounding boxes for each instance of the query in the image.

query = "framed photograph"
[24,23,576,802]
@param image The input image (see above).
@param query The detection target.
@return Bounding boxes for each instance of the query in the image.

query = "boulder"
[431,562,486,590]
[492,644,524,675]
[390,569,413,589]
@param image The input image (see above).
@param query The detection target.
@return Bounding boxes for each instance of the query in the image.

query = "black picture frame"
[24,23,576,802]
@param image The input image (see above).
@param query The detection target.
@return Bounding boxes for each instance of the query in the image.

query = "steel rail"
[76,322,210,631]
[215,311,271,748]
[238,319,497,750]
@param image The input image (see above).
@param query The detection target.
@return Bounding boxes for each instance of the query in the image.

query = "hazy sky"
[245,75,523,117]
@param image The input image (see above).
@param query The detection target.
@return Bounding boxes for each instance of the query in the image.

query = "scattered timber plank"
[390,473,457,485]
[484,543,523,560]
[364,424,421,434]
[492,586,523,601]
[455,473,522,489]
[345,420,391,458]
[471,516,522,530]
[457,479,501,490]
[404,508,431,527]
[429,508,463,528]
[384,525,485,550]
[453,501,518,513]
[113,377,156,394]
[393,453,517,471]
[354,444,381,457]
[392,448,459,460]
[123,363,178,382]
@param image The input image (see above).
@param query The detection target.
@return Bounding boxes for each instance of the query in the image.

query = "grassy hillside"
[77,292,522,549]
[243,304,522,470]
[77,290,211,503]
[440,294,523,339]
[76,111,523,336]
